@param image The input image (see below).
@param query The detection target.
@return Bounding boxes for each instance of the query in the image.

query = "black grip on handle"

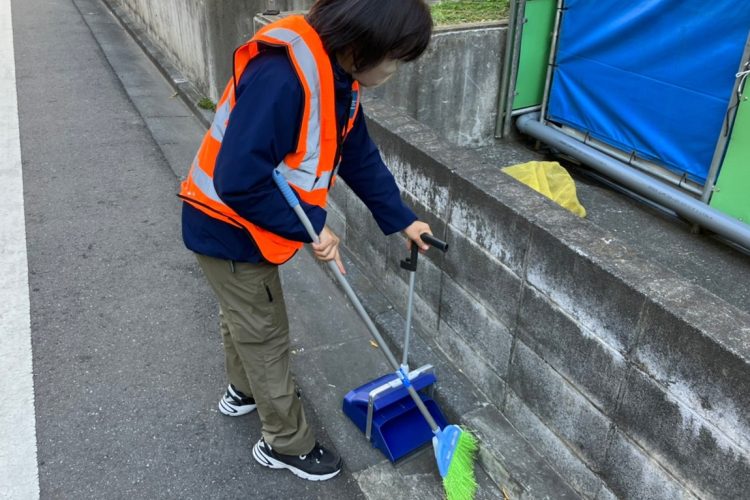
[401,243,419,271]
[421,233,449,252]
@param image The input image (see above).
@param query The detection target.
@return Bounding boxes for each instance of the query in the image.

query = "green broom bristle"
[443,428,479,500]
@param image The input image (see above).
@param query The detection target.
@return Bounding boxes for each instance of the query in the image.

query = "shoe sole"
[218,398,257,417]
[252,441,341,481]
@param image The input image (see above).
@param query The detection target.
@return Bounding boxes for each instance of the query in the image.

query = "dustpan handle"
[273,171,441,433]
[326,257,440,433]
[421,233,449,252]
[400,234,448,369]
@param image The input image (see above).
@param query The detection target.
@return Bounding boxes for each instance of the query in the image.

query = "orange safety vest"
[179,15,360,265]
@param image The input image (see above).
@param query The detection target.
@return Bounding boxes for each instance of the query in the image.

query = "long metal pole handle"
[402,271,416,369]
[400,233,448,369]
[273,171,440,432]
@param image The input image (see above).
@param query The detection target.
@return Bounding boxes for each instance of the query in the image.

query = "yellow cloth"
[502,161,587,217]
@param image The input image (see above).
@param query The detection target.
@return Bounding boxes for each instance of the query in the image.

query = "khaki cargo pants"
[196,253,315,455]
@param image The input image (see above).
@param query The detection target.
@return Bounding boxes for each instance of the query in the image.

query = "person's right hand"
[312,226,346,274]
[403,220,432,253]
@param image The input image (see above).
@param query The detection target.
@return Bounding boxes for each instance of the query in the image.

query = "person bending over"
[179,0,434,481]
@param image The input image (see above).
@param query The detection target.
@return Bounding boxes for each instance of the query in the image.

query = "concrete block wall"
[329,97,750,499]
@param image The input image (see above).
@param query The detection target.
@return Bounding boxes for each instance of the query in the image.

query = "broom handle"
[273,171,441,433]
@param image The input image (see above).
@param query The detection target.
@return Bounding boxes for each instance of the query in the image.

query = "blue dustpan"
[342,368,448,462]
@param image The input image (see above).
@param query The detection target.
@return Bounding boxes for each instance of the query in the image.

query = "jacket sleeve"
[337,107,417,235]
[213,50,326,243]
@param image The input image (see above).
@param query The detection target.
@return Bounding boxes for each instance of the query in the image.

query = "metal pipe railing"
[516,112,750,251]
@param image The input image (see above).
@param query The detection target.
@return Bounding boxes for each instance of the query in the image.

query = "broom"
[273,171,478,499]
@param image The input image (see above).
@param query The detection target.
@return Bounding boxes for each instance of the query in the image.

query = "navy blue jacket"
[182,47,416,262]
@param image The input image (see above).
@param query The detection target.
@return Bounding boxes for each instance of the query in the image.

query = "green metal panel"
[512,0,556,110]
[711,83,750,224]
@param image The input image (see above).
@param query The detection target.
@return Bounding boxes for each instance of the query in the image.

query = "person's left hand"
[402,220,432,253]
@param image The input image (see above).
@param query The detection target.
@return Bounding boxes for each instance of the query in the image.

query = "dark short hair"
[307,0,433,71]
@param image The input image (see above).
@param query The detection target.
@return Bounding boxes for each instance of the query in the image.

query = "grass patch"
[197,97,216,112]
[431,0,509,25]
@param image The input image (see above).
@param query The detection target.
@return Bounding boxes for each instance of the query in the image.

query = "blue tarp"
[547,0,750,183]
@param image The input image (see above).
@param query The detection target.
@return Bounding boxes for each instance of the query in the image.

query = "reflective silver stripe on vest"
[276,160,332,192]
[263,28,323,187]
[210,100,231,142]
[190,157,224,204]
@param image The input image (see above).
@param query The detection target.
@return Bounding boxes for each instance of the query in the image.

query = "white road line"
[0,0,40,498]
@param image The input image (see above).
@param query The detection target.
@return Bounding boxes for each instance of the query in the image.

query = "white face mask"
[352,59,400,88]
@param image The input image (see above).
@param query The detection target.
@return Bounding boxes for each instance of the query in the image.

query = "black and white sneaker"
[218,384,257,416]
[252,438,342,481]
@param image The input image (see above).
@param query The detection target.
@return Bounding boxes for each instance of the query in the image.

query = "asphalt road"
[9,0,366,497]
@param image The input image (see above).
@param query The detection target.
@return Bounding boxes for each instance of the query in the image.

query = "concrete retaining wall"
[369,23,505,148]
[107,2,504,147]
[327,96,750,499]
[110,0,314,99]
[112,0,214,94]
